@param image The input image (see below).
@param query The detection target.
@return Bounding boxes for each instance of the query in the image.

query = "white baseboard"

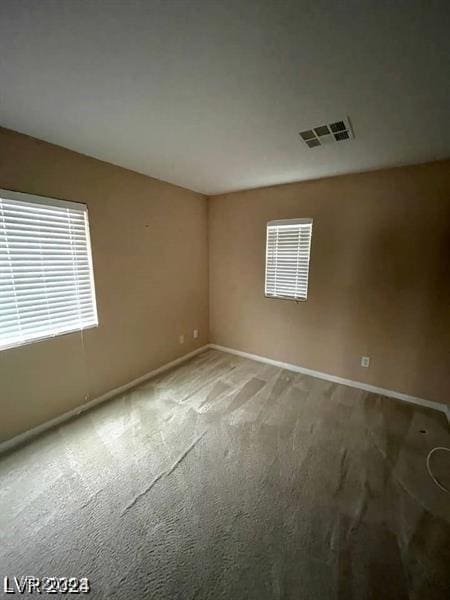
[209,343,449,420]
[0,345,209,455]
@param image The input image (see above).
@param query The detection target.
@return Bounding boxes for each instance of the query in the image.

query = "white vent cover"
[299,117,354,149]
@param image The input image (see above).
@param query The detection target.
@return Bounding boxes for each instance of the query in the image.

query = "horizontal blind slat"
[0,219,85,231]
[1,304,96,327]
[0,197,85,214]
[0,287,94,306]
[0,231,86,242]
[0,210,85,225]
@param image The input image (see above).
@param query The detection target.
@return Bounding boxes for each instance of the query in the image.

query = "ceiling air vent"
[299,117,354,149]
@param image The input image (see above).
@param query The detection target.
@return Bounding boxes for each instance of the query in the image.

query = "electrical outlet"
[193,329,199,339]
[361,356,370,368]
[179,334,184,344]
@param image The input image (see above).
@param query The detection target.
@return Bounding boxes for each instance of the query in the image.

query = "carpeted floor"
[0,349,449,599]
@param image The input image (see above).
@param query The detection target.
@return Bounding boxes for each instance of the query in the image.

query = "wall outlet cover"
[179,335,185,344]
[361,356,370,368]
[193,329,199,339]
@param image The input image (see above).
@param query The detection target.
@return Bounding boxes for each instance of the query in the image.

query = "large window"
[265,218,313,301]
[0,189,98,351]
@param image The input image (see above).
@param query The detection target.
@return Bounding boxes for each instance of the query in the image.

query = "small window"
[265,218,313,301]
[0,189,98,351]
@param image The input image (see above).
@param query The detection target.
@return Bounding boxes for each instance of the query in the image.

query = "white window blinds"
[0,189,98,351]
[265,218,313,301]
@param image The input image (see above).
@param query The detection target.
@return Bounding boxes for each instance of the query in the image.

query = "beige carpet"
[1,349,449,599]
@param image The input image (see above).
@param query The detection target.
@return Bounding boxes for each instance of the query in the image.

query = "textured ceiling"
[1,0,449,195]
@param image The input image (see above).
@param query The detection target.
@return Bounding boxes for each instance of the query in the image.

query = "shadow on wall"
[411,208,450,400]
[341,200,450,401]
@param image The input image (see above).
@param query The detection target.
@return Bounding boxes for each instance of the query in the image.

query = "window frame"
[264,217,313,302]
[0,188,99,351]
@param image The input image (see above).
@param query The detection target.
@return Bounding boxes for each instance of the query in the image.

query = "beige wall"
[209,161,450,405]
[0,127,209,442]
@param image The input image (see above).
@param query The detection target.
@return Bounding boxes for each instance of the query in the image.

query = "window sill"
[264,294,307,303]
[0,323,99,353]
